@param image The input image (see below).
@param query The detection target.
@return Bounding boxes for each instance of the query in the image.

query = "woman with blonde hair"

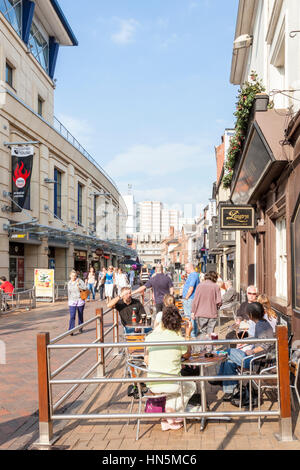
[257,294,278,333]
[154,294,176,328]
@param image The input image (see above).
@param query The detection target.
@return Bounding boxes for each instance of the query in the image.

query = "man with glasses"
[236,286,258,337]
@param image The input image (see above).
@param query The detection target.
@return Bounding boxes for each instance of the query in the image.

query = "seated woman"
[154,294,176,329]
[257,294,278,333]
[211,302,274,401]
[144,306,196,431]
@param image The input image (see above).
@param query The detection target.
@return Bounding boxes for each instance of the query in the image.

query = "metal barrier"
[0,288,36,313]
[35,294,294,446]
[55,283,68,301]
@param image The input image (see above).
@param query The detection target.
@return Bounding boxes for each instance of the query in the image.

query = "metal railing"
[35,296,294,446]
[53,116,118,191]
[0,288,36,313]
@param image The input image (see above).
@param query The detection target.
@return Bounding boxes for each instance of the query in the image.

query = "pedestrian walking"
[182,263,200,338]
[134,265,174,313]
[116,268,130,295]
[140,265,150,285]
[97,267,106,301]
[86,266,97,301]
[67,270,88,334]
[191,271,222,341]
[129,268,135,288]
[0,276,14,311]
[105,266,115,303]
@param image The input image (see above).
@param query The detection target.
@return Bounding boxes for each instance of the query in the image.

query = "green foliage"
[222,71,266,188]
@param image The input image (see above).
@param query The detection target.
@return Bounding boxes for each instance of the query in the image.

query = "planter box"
[254,93,269,112]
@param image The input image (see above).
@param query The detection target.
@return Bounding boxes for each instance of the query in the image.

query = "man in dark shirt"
[133,265,174,312]
[107,286,149,333]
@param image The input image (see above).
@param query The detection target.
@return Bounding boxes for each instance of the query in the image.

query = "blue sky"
[56,0,239,215]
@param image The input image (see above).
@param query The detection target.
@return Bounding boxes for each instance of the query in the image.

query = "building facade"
[229,0,300,337]
[0,0,134,288]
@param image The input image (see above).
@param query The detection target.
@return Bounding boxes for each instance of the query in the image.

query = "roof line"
[49,0,79,46]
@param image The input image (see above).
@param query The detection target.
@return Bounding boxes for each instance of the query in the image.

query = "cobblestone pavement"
[1,302,300,451]
[0,297,112,450]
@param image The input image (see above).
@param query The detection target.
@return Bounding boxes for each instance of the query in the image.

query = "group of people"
[67,261,278,431]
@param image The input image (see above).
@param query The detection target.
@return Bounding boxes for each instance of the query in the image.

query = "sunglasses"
[248,292,258,295]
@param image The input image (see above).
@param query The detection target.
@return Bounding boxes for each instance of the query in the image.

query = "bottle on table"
[132,307,137,325]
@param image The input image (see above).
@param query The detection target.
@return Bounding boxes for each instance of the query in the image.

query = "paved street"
[0,298,112,450]
[1,300,300,451]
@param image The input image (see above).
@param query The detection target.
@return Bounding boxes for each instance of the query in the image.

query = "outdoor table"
[125,323,153,332]
[182,351,230,431]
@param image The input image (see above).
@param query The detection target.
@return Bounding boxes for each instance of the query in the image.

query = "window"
[275,217,287,300]
[28,20,49,73]
[37,96,43,117]
[54,169,62,219]
[78,183,83,225]
[5,62,13,87]
[0,0,22,37]
[93,195,97,233]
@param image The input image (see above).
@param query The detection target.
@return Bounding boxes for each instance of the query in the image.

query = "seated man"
[211,302,274,401]
[107,287,151,334]
[220,280,237,311]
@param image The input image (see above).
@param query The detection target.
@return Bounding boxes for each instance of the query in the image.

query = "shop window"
[5,61,13,87]
[0,0,22,37]
[54,168,62,219]
[275,217,287,300]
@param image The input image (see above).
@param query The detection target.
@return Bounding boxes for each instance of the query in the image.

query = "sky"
[56,0,239,216]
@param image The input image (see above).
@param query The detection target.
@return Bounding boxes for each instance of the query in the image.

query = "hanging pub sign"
[220,204,256,231]
[11,146,34,212]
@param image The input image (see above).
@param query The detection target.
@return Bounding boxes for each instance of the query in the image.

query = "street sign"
[220,204,256,230]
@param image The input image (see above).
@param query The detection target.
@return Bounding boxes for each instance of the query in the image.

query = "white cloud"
[104,142,213,179]
[111,18,139,45]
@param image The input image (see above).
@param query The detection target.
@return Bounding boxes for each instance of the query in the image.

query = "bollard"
[275,325,296,441]
[37,332,53,445]
[96,308,105,377]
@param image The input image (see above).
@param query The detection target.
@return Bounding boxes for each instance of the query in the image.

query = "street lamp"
[233,34,253,50]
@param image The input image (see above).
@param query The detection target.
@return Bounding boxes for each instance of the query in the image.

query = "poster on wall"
[34,269,55,302]
[11,146,34,212]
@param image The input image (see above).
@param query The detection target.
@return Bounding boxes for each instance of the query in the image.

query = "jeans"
[99,284,105,300]
[88,283,95,300]
[124,326,152,334]
[69,305,85,331]
[217,348,252,393]
[183,298,198,338]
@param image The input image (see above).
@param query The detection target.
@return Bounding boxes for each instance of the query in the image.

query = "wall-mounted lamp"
[233,34,253,50]
[290,31,300,38]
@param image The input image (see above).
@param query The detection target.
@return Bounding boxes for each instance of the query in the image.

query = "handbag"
[80,289,90,301]
[145,396,166,413]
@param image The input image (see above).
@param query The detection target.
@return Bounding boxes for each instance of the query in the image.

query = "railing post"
[37,332,53,445]
[275,325,296,442]
[113,309,120,356]
[96,308,105,377]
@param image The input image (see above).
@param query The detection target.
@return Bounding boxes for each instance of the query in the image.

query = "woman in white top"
[116,268,129,296]
[86,266,97,301]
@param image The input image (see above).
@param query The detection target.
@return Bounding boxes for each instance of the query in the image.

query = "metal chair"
[290,342,300,410]
[123,333,146,379]
[126,361,188,440]
[218,301,240,330]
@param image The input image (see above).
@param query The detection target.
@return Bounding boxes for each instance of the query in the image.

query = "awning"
[4,221,137,259]
[231,109,289,205]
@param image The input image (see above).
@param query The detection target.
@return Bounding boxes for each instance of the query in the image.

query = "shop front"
[231,107,294,333]
[74,250,88,277]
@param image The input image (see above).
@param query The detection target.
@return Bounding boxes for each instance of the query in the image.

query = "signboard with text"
[220,205,256,231]
[34,269,55,302]
[11,146,34,212]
